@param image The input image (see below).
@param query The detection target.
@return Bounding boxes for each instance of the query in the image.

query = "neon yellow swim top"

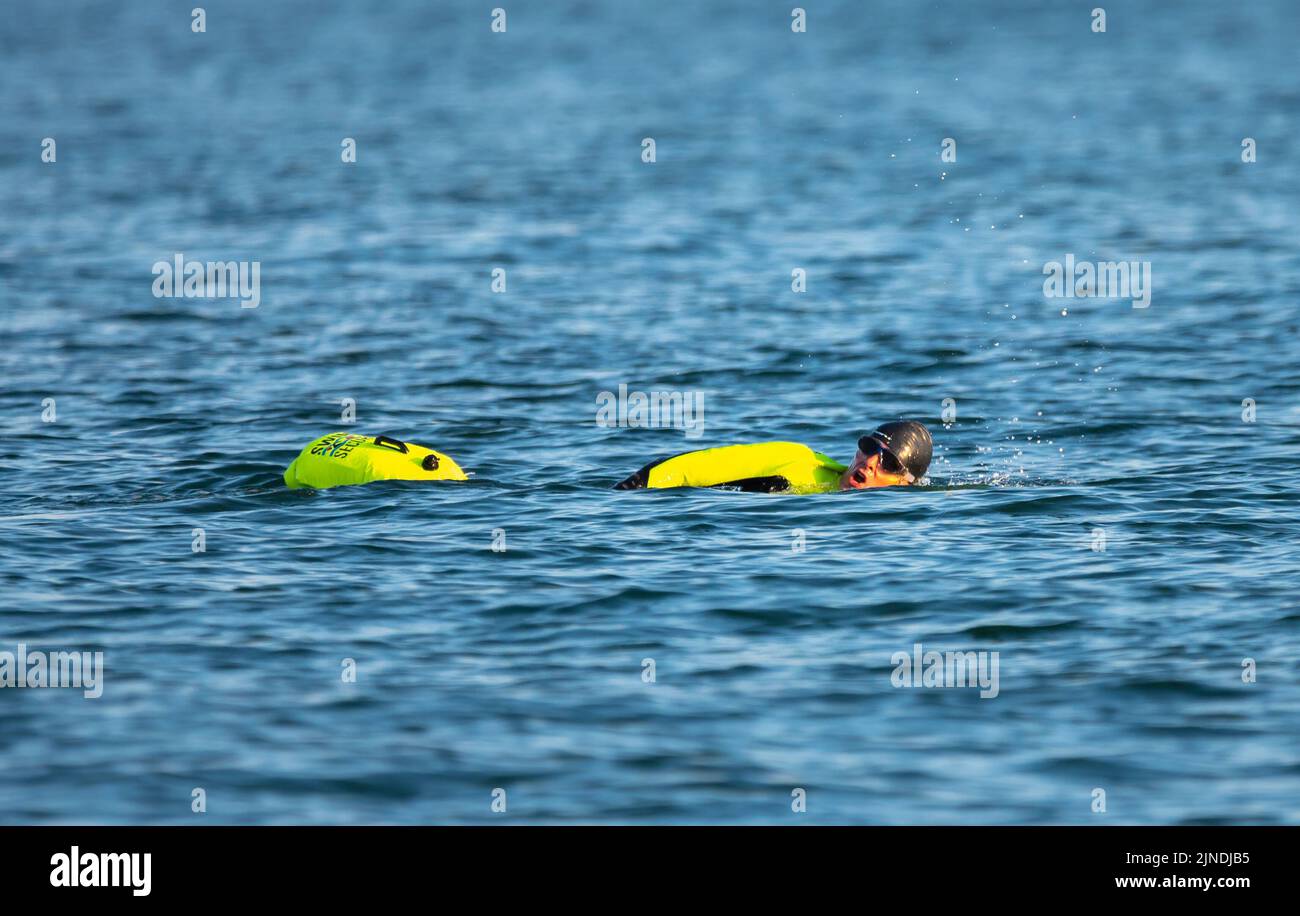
[284,432,469,489]
[613,442,846,493]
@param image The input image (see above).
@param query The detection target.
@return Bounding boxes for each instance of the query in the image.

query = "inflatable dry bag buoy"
[283,432,469,489]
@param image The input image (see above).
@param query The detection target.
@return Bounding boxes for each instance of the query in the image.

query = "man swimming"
[613,420,933,493]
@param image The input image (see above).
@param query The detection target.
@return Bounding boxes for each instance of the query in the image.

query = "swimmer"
[613,420,933,493]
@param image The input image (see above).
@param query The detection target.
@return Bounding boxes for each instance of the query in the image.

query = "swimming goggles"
[857,434,915,483]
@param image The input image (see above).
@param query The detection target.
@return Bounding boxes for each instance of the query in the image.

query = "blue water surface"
[2,0,1299,824]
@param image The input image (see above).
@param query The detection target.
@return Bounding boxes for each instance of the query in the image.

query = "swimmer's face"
[840,449,912,490]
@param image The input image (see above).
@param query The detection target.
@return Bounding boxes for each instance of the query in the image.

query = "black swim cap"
[859,421,933,481]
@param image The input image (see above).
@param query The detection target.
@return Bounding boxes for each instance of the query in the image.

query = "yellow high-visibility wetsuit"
[614,442,846,494]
